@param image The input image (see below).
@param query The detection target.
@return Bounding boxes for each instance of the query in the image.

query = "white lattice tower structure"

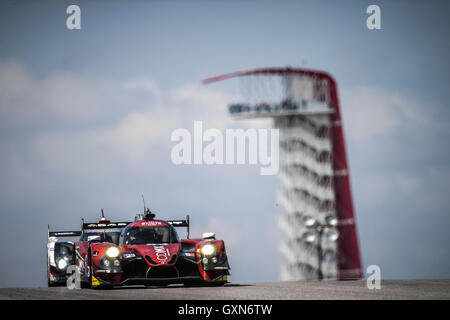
[276,114,337,280]
[204,68,362,281]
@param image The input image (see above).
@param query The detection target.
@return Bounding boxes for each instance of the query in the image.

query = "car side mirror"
[202,232,216,240]
[87,235,101,242]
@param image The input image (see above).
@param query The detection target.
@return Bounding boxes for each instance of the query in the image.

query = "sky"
[0,0,449,287]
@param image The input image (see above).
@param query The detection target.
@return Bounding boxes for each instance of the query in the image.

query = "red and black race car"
[47,210,230,288]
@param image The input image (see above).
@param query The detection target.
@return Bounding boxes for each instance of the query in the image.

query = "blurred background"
[0,0,449,287]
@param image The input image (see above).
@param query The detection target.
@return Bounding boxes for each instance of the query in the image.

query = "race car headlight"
[105,246,120,258]
[57,259,67,270]
[201,244,215,256]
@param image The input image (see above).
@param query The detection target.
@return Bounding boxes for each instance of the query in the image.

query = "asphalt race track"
[0,280,449,300]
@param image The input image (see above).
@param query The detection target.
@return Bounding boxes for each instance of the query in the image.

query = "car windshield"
[82,229,123,244]
[122,226,177,245]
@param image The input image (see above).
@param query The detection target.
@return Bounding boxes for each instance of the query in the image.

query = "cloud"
[0,61,109,128]
[340,87,448,142]
[393,172,420,194]
[170,83,237,130]
[123,76,162,106]
[123,77,161,96]
[109,110,179,146]
[0,64,251,179]
[31,108,183,175]
[171,83,232,109]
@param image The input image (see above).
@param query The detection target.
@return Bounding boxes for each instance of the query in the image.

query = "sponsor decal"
[183,252,195,257]
[154,245,170,264]
[169,221,185,225]
[91,275,101,287]
[53,276,67,282]
[139,221,163,226]
[123,253,136,259]
[54,232,76,236]
[86,223,128,228]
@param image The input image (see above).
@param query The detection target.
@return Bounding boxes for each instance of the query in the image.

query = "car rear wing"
[82,221,132,230]
[167,215,190,239]
[48,224,81,239]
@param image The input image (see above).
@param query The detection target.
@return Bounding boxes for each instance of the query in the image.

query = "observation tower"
[204,67,362,280]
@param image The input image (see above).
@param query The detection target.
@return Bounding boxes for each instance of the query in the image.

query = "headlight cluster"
[105,246,120,258]
[103,259,121,267]
[201,244,215,256]
[100,246,122,272]
[57,259,67,270]
[200,243,227,271]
